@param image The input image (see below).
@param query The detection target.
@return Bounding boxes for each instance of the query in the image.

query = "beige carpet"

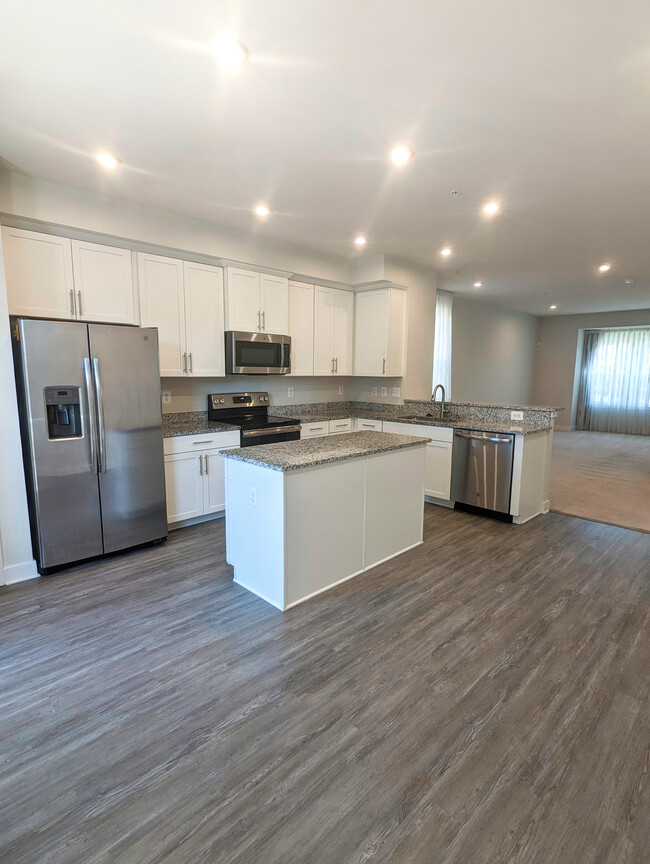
[550,430,650,533]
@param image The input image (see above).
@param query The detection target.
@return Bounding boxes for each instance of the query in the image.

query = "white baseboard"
[3,558,39,585]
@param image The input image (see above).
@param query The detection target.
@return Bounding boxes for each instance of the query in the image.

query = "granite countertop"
[219,431,429,472]
[162,411,239,437]
[286,409,549,435]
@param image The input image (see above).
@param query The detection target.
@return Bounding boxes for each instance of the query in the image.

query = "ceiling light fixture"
[96,152,120,169]
[624,277,634,284]
[473,281,482,288]
[211,37,249,70]
[440,247,452,256]
[390,146,413,165]
[598,263,611,272]
[549,305,557,310]
[483,201,500,215]
[354,235,367,247]
[254,204,270,217]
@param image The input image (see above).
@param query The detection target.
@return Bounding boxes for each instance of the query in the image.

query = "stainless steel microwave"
[225,331,291,375]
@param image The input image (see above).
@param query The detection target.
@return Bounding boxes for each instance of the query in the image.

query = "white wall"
[451,297,537,404]
[0,231,38,584]
[533,308,650,429]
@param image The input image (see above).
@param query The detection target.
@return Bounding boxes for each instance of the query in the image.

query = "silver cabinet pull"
[188,352,193,374]
[262,310,266,331]
[192,440,213,445]
[183,352,187,374]
[382,357,386,374]
[204,454,209,474]
[199,454,203,476]
[331,357,335,373]
[257,311,261,330]
[70,289,76,317]
[361,423,375,428]
[77,291,83,317]
[335,357,338,373]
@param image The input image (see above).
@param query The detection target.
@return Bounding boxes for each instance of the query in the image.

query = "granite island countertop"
[162,411,239,437]
[219,430,429,472]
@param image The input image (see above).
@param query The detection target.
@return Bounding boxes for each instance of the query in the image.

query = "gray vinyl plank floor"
[0,505,648,863]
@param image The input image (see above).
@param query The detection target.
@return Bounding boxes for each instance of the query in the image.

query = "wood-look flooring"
[1,505,648,864]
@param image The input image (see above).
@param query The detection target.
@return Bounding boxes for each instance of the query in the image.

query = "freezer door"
[14,318,103,569]
[88,324,167,553]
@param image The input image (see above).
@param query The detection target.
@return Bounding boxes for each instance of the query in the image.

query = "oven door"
[241,425,301,447]
[225,332,291,374]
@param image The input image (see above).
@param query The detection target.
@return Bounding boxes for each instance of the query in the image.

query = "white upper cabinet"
[2,228,137,324]
[139,253,225,378]
[287,281,314,376]
[354,285,407,376]
[224,267,288,334]
[138,253,186,376]
[2,227,75,319]
[183,261,225,377]
[71,240,135,324]
[314,286,354,375]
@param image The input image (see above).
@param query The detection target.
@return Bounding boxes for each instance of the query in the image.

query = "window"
[432,290,453,395]
[576,327,650,435]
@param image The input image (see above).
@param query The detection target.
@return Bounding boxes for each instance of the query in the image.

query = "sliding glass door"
[576,327,650,435]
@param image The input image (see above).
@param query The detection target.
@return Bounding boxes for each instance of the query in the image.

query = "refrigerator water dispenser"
[44,386,82,439]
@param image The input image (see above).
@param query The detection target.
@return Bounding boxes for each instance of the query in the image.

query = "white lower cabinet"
[382,421,453,500]
[354,418,383,432]
[300,420,331,438]
[329,418,352,434]
[163,431,240,525]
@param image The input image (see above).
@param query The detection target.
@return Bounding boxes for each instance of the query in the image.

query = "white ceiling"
[1,0,650,315]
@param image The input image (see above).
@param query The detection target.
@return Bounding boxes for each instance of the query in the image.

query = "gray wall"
[451,297,537,404]
[532,308,650,429]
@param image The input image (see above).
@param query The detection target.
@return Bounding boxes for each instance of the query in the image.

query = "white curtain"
[576,327,650,435]
[432,290,453,396]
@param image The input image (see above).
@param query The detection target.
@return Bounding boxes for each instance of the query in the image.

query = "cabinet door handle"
[70,289,76,317]
[77,291,83,317]
[204,454,209,474]
[183,352,187,374]
[262,310,266,331]
[382,357,386,374]
[331,357,334,373]
[257,311,261,330]
[192,440,213,445]
[199,454,203,476]
[188,352,193,374]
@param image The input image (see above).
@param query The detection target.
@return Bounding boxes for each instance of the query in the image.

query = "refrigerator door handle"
[83,357,99,474]
[92,357,108,473]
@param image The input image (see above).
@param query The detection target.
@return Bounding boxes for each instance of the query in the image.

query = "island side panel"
[284,458,366,608]
[224,459,286,610]
[364,446,426,569]
[513,430,552,525]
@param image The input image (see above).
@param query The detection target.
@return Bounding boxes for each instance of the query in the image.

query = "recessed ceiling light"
[96,152,120,169]
[598,263,611,272]
[549,305,557,310]
[211,37,249,70]
[473,281,482,288]
[624,277,634,284]
[390,146,413,165]
[254,204,270,217]
[354,235,367,247]
[483,201,500,215]
[440,247,452,257]
[449,189,463,197]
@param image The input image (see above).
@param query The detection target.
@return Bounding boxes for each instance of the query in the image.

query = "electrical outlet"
[392,386,401,398]
[249,487,257,506]
[338,385,344,396]
[287,386,294,398]
[511,410,524,421]
[161,391,172,405]
[371,387,378,396]
[381,386,388,397]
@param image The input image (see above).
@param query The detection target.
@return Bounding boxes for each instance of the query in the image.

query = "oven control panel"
[208,392,270,410]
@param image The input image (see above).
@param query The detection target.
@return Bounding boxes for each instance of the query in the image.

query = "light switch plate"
[287,386,294,398]
[392,387,401,398]
[510,410,524,421]
[161,391,171,405]
[338,385,344,395]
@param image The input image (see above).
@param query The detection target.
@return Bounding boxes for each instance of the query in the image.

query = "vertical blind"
[575,327,650,435]
[432,290,453,395]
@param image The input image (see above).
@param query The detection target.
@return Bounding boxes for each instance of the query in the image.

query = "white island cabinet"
[222,432,427,610]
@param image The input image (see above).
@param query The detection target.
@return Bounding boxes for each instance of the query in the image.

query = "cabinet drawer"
[301,420,330,438]
[329,418,352,434]
[354,418,382,432]
[163,430,240,455]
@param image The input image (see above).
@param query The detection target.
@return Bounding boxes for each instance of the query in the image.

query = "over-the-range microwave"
[225,331,291,375]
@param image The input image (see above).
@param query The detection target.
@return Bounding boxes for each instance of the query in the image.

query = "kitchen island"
[220,431,428,610]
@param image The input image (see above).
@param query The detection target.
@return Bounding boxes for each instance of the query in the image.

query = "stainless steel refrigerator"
[12,317,167,572]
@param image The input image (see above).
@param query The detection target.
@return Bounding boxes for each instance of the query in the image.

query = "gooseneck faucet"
[431,383,446,420]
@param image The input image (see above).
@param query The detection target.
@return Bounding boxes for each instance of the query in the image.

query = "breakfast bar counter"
[220,432,428,610]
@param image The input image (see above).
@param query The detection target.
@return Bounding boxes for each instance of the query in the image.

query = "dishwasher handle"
[455,430,513,444]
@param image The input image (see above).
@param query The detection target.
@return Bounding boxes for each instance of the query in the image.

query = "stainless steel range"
[208,392,301,447]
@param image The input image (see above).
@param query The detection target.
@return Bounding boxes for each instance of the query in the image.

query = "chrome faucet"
[431,384,446,420]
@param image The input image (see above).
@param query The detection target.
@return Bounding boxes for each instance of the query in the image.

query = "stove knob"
[219,398,225,404]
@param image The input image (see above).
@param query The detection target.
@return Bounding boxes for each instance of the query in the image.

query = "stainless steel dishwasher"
[451,429,515,518]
